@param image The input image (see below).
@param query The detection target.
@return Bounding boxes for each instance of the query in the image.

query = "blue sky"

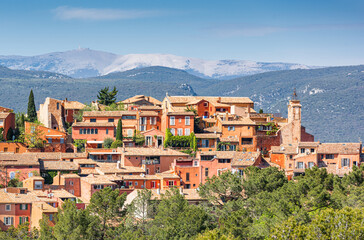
[0,0,363,66]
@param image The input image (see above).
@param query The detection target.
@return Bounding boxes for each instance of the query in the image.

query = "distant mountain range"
[0,48,312,79]
[0,65,362,142]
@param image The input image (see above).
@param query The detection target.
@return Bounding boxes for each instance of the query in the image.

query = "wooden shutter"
[25,204,28,210]
[19,216,22,225]
[11,217,13,225]
[26,217,29,223]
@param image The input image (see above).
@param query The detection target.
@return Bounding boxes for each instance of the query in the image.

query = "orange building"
[0,142,27,153]
[0,154,40,185]
[142,129,164,148]
[25,121,68,152]
[162,112,195,136]
[120,147,189,175]
[0,110,15,141]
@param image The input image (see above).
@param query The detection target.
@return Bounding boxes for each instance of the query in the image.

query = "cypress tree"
[6,127,13,141]
[27,89,37,122]
[115,119,123,141]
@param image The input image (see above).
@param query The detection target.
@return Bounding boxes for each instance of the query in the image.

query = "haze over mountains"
[0,48,312,79]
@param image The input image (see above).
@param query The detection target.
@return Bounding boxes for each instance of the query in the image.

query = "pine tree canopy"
[97,86,118,106]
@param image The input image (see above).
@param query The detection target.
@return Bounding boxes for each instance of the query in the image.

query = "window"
[205,168,209,177]
[146,136,153,146]
[4,148,8,152]
[0,119,3,126]
[290,155,293,159]
[19,217,29,224]
[87,129,90,134]
[170,116,175,125]
[94,185,104,189]
[156,167,160,173]
[218,159,231,163]
[9,172,15,180]
[185,128,190,136]
[201,155,214,161]
[70,181,74,186]
[28,172,33,178]
[354,161,358,166]
[15,148,19,153]
[193,160,199,166]
[301,148,305,154]
[326,154,334,159]
[204,102,208,107]
[5,204,11,211]
[140,117,147,125]
[140,125,146,131]
[106,129,109,135]
[20,204,28,210]
[127,129,133,137]
[228,126,235,131]
[311,148,315,153]
[122,115,136,120]
[79,129,83,134]
[308,162,315,168]
[177,128,183,136]
[150,117,156,125]
[186,173,190,181]
[48,138,52,144]
[185,116,190,126]
[95,129,98,134]
[91,129,94,134]
[4,217,13,226]
[146,168,149,175]
[108,118,114,122]
[229,145,236,151]
[135,182,138,186]
[57,103,59,110]
[34,181,43,190]
[49,214,53,221]
[60,138,64,144]
[179,118,182,123]
[151,181,156,188]
[168,181,174,187]
[201,139,209,148]
[342,158,350,167]
[185,184,191,189]
[170,128,176,136]
[90,119,96,122]
[241,138,253,145]
[297,162,304,169]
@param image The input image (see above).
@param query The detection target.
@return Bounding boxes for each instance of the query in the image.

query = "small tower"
[287,89,301,143]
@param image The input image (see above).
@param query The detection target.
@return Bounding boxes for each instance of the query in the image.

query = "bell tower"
[287,89,301,143]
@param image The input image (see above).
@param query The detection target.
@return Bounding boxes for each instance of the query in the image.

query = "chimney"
[218,97,221,103]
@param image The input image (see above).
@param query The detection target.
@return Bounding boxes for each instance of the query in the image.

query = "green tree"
[6,127,14,141]
[27,89,37,122]
[23,123,44,148]
[115,119,123,141]
[53,200,99,240]
[111,140,123,148]
[190,132,197,152]
[74,139,87,152]
[148,188,210,239]
[97,87,118,106]
[103,137,114,149]
[242,166,287,197]
[87,187,127,240]
[0,127,4,142]
[198,171,243,206]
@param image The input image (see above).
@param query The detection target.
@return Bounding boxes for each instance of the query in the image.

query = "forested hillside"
[0,65,362,142]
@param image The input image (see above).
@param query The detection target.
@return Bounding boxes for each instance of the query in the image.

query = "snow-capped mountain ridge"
[0,48,311,79]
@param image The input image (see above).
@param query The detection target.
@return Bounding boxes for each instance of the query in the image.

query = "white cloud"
[53,6,161,21]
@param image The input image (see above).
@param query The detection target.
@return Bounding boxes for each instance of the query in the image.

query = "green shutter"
[19,216,22,225]
[26,217,29,223]
[25,204,28,210]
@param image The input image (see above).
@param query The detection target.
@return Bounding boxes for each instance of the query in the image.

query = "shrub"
[103,138,114,149]
[111,140,123,148]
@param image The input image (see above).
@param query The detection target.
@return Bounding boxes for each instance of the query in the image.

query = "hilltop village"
[0,90,362,231]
